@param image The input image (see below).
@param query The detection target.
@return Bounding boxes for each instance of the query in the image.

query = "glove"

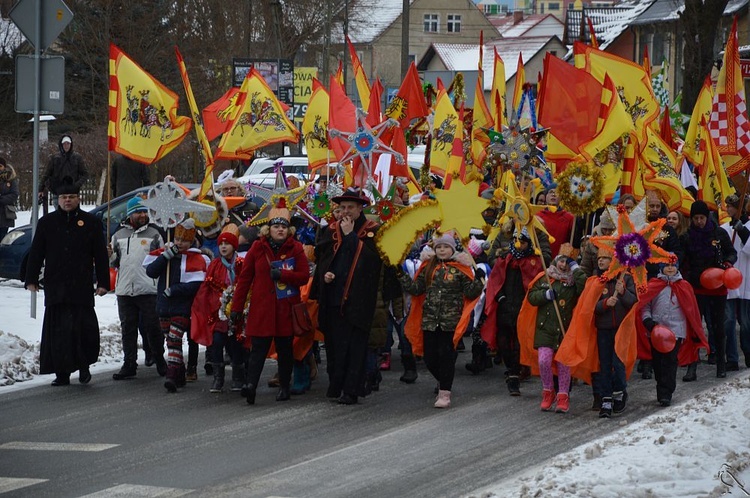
[474,267,485,280]
[162,242,179,260]
[229,311,243,323]
[270,268,282,281]
[545,288,556,301]
[643,317,656,332]
[566,257,579,270]
[163,287,172,298]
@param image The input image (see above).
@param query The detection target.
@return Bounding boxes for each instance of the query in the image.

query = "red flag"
[328,76,356,161]
[389,126,410,178]
[586,17,598,49]
[367,78,384,127]
[202,87,241,141]
[659,107,677,151]
[385,62,429,128]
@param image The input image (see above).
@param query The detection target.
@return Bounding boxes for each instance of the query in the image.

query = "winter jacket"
[40,136,88,195]
[25,206,110,305]
[580,225,606,277]
[640,271,689,339]
[145,248,209,317]
[679,222,737,295]
[721,220,750,300]
[527,267,587,349]
[110,221,164,296]
[191,254,244,345]
[593,273,638,331]
[231,235,309,338]
[646,223,681,278]
[111,155,150,197]
[400,257,483,332]
[0,164,19,229]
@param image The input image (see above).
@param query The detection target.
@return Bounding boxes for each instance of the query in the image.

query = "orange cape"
[404,262,479,356]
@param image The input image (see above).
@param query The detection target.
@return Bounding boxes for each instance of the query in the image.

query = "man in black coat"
[25,179,110,386]
[312,188,382,405]
[39,135,89,209]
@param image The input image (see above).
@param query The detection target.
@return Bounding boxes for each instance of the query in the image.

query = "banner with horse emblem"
[108,43,192,164]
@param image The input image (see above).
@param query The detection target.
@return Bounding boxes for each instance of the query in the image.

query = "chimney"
[513,10,524,24]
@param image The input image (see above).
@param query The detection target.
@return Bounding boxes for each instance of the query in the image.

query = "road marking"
[0,477,47,493]
[0,442,119,452]
[79,484,193,497]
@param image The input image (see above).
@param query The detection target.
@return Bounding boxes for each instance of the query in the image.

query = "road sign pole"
[30,0,41,319]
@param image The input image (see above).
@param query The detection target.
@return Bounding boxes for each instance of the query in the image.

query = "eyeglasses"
[222,186,240,192]
[59,194,79,200]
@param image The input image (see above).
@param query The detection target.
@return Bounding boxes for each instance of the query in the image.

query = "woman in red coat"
[230,204,309,404]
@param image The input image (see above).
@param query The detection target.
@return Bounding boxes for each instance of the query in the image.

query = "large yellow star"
[432,178,492,239]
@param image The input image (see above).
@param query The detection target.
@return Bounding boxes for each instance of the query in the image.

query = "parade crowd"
[22,143,750,418]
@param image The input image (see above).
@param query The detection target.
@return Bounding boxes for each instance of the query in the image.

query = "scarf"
[687,220,717,260]
[269,238,284,253]
[221,254,236,285]
[546,265,574,286]
[509,243,535,260]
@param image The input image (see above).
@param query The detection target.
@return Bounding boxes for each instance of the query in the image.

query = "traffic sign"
[9,0,73,51]
[15,55,65,114]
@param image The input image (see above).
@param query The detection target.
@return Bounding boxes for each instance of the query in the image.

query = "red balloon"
[109,268,117,292]
[723,267,743,290]
[651,324,677,354]
[700,268,725,290]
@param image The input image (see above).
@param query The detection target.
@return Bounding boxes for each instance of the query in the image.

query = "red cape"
[190,256,244,347]
[404,261,479,356]
[634,277,708,365]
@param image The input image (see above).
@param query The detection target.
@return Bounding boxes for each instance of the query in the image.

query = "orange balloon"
[109,267,117,292]
[723,267,743,290]
[651,324,677,353]
[700,268,725,290]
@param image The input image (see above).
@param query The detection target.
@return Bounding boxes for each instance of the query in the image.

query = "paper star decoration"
[141,178,216,229]
[432,178,491,238]
[590,205,674,294]
[494,171,555,245]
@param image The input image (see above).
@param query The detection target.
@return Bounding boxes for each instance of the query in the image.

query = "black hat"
[726,195,741,209]
[56,176,80,195]
[690,200,710,218]
[332,187,370,206]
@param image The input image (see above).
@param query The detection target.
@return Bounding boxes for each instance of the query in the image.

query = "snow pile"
[0,330,39,386]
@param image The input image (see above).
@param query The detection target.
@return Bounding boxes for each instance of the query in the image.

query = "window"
[424,14,439,33]
[548,2,560,10]
[447,14,461,33]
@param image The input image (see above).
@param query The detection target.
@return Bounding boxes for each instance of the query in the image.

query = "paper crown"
[268,197,291,227]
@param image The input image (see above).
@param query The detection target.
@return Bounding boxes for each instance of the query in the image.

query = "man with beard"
[312,188,382,405]
[109,195,167,379]
[25,179,109,386]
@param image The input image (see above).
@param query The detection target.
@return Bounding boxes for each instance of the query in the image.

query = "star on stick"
[493,171,555,247]
[141,177,216,229]
[432,177,492,239]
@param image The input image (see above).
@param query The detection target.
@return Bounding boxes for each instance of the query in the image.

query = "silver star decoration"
[141,177,216,229]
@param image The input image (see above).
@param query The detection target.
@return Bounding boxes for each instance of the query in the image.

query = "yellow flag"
[700,118,736,216]
[430,89,462,178]
[491,48,507,128]
[579,74,635,160]
[621,132,645,198]
[682,76,714,167]
[301,78,330,171]
[511,53,525,115]
[215,68,300,160]
[574,42,659,149]
[108,44,191,163]
[346,35,371,110]
[471,45,493,167]
[640,127,694,214]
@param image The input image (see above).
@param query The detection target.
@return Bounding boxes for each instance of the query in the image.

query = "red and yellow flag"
[640,127,694,214]
[430,87,462,178]
[444,105,468,189]
[621,132,645,198]
[346,35,371,110]
[491,48,507,128]
[574,42,659,148]
[335,60,344,87]
[709,17,750,176]
[511,52,525,114]
[471,33,493,167]
[328,75,357,162]
[682,76,714,167]
[175,47,216,201]
[700,117,735,216]
[108,44,191,163]
[215,68,300,160]
[385,62,429,128]
[202,87,242,142]
[586,16,598,49]
[301,78,330,171]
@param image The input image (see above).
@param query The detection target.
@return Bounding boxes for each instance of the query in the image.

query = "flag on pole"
[301,78,331,171]
[682,76,714,167]
[708,17,750,176]
[346,35,371,111]
[108,44,191,163]
[621,132,645,198]
[471,32,493,167]
[699,118,736,217]
[328,75,357,161]
[642,45,651,79]
[175,47,216,201]
[511,52,525,114]
[202,87,242,141]
[640,127,694,214]
[491,48,507,128]
[384,62,429,128]
[586,16,598,49]
[444,105,468,189]
[430,87,461,178]
[215,68,300,160]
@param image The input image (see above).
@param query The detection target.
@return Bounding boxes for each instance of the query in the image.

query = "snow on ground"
[3,210,750,497]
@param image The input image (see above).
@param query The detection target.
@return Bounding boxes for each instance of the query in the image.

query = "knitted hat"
[690,200,710,218]
[174,218,197,243]
[217,224,239,249]
[599,210,616,230]
[433,232,456,253]
[514,226,532,244]
[268,197,291,227]
[126,196,148,216]
[726,194,741,209]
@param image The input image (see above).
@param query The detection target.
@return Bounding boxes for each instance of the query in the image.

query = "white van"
[237,156,312,188]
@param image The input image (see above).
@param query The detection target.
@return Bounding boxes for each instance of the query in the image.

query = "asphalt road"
[0,350,734,498]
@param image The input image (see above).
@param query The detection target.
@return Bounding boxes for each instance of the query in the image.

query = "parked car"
[237,156,313,188]
[0,184,198,282]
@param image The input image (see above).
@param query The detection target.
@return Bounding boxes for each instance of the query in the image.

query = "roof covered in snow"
[487,13,564,38]
[631,0,748,25]
[564,0,655,49]
[346,0,410,44]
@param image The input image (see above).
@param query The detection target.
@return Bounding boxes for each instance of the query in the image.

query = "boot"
[599,397,613,418]
[112,362,137,380]
[465,344,489,375]
[267,372,280,388]
[540,389,556,411]
[716,337,727,378]
[210,363,225,393]
[276,387,291,401]
[434,390,451,408]
[591,394,603,411]
[290,361,311,395]
[164,364,179,393]
[176,364,187,388]
[555,393,570,413]
[51,373,70,386]
[245,384,257,405]
[155,357,167,377]
[399,354,418,384]
[506,375,521,396]
[682,362,698,382]
[379,353,391,371]
[185,365,198,382]
[613,391,628,414]
[370,370,382,392]
[307,353,318,381]
[230,363,246,392]
[641,361,653,380]
[79,366,91,384]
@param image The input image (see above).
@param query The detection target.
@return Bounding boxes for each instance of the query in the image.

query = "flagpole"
[528,202,566,336]
[106,152,112,244]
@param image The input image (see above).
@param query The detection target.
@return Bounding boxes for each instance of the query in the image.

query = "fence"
[23,176,102,210]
